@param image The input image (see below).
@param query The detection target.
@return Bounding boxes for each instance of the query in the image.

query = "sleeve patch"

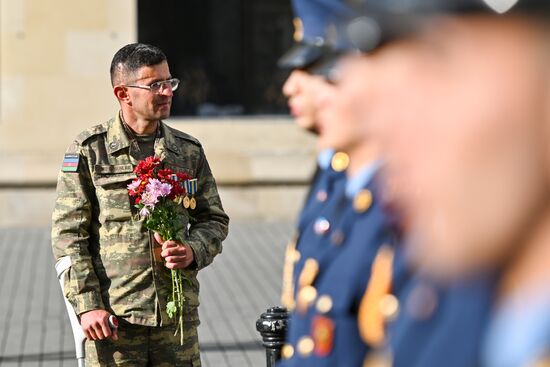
[62,154,80,172]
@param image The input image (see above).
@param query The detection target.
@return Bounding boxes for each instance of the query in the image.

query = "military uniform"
[385,274,496,367]
[51,113,229,365]
[280,162,401,366]
[281,150,348,310]
[333,1,550,366]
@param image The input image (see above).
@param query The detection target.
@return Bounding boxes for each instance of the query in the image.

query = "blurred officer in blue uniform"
[279,0,353,315]
[325,0,550,366]
[307,2,506,366]
[278,1,402,366]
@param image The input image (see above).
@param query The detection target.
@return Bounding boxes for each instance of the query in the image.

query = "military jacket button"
[297,336,315,357]
[406,283,438,321]
[316,190,328,202]
[316,295,333,314]
[331,230,345,246]
[379,294,400,321]
[314,217,331,236]
[282,344,295,359]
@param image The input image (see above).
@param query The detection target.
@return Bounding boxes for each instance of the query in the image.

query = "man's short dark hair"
[110,43,167,86]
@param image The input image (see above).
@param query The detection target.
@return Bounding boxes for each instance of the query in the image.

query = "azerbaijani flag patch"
[62,154,79,172]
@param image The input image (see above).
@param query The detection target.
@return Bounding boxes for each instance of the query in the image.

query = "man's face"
[125,61,173,121]
[344,15,550,278]
[315,60,369,153]
[282,69,328,133]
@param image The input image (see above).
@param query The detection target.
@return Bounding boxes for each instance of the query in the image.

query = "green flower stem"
[143,199,187,346]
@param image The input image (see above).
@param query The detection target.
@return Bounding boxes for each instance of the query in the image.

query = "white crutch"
[55,257,119,367]
[55,256,87,367]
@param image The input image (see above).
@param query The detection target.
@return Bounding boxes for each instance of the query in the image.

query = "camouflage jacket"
[51,113,229,327]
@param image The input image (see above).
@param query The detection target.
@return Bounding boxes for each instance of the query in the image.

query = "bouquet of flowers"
[127,156,191,344]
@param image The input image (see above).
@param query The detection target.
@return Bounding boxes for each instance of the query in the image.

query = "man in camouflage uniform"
[51,43,229,366]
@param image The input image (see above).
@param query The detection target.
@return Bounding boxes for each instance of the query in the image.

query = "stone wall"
[0,0,316,225]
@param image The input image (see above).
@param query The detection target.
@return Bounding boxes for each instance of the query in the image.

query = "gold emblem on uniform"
[281,344,295,360]
[281,236,299,310]
[297,336,315,357]
[331,152,350,172]
[316,295,333,314]
[358,245,395,347]
[293,17,304,42]
[297,285,318,314]
[298,259,319,288]
[354,189,373,213]
[183,196,191,208]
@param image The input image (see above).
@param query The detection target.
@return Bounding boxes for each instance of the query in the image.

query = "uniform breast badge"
[183,178,198,209]
[281,235,300,311]
[358,245,397,347]
[312,315,335,357]
[331,152,350,172]
[296,258,320,313]
[354,189,373,213]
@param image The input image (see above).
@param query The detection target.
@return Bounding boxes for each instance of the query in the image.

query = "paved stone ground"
[0,221,293,367]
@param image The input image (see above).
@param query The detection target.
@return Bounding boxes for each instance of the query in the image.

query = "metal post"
[256,306,289,367]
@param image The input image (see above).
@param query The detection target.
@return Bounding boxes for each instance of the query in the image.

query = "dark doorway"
[138,0,293,116]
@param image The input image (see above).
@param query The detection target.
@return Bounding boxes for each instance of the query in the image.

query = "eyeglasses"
[123,78,180,93]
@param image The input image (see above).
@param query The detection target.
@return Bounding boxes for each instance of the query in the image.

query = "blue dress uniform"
[279,0,355,313]
[279,163,401,366]
[281,150,348,315]
[386,273,497,367]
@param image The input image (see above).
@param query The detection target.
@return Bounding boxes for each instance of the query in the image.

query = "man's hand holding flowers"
[154,232,195,269]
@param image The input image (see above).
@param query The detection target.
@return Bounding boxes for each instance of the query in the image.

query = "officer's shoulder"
[74,121,109,146]
[165,124,202,148]
[64,121,109,156]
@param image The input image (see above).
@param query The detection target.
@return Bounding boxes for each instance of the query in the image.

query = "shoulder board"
[74,121,109,145]
[165,124,202,147]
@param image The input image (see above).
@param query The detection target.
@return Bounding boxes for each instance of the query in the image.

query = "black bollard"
[256,306,289,367]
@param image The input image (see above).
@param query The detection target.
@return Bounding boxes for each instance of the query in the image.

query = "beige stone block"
[26,0,109,31]
[0,0,26,34]
[107,1,137,35]
[0,75,25,122]
[1,27,65,76]
[0,189,57,227]
[0,76,118,155]
[167,118,317,184]
[218,186,306,221]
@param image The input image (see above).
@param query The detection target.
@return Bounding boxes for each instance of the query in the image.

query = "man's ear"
[113,85,131,105]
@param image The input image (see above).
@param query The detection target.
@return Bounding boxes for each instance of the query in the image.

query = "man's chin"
[157,110,171,120]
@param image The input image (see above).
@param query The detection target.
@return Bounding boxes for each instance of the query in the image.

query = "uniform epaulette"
[74,122,108,145]
[166,124,202,147]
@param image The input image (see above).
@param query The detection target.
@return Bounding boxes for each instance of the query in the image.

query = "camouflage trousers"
[85,320,201,366]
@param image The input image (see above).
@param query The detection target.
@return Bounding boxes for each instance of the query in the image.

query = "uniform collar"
[345,160,382,199]
[106,112,180,157]
[159,121,182,155]
[106,112,132,155]
[317,148,335,170]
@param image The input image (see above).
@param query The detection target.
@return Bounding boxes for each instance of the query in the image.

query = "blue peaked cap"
[278,0,356,70]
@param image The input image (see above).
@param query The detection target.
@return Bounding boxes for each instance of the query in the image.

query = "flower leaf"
[166,301,177,318]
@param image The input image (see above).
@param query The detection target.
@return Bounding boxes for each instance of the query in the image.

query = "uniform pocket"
[93,165,136,223]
